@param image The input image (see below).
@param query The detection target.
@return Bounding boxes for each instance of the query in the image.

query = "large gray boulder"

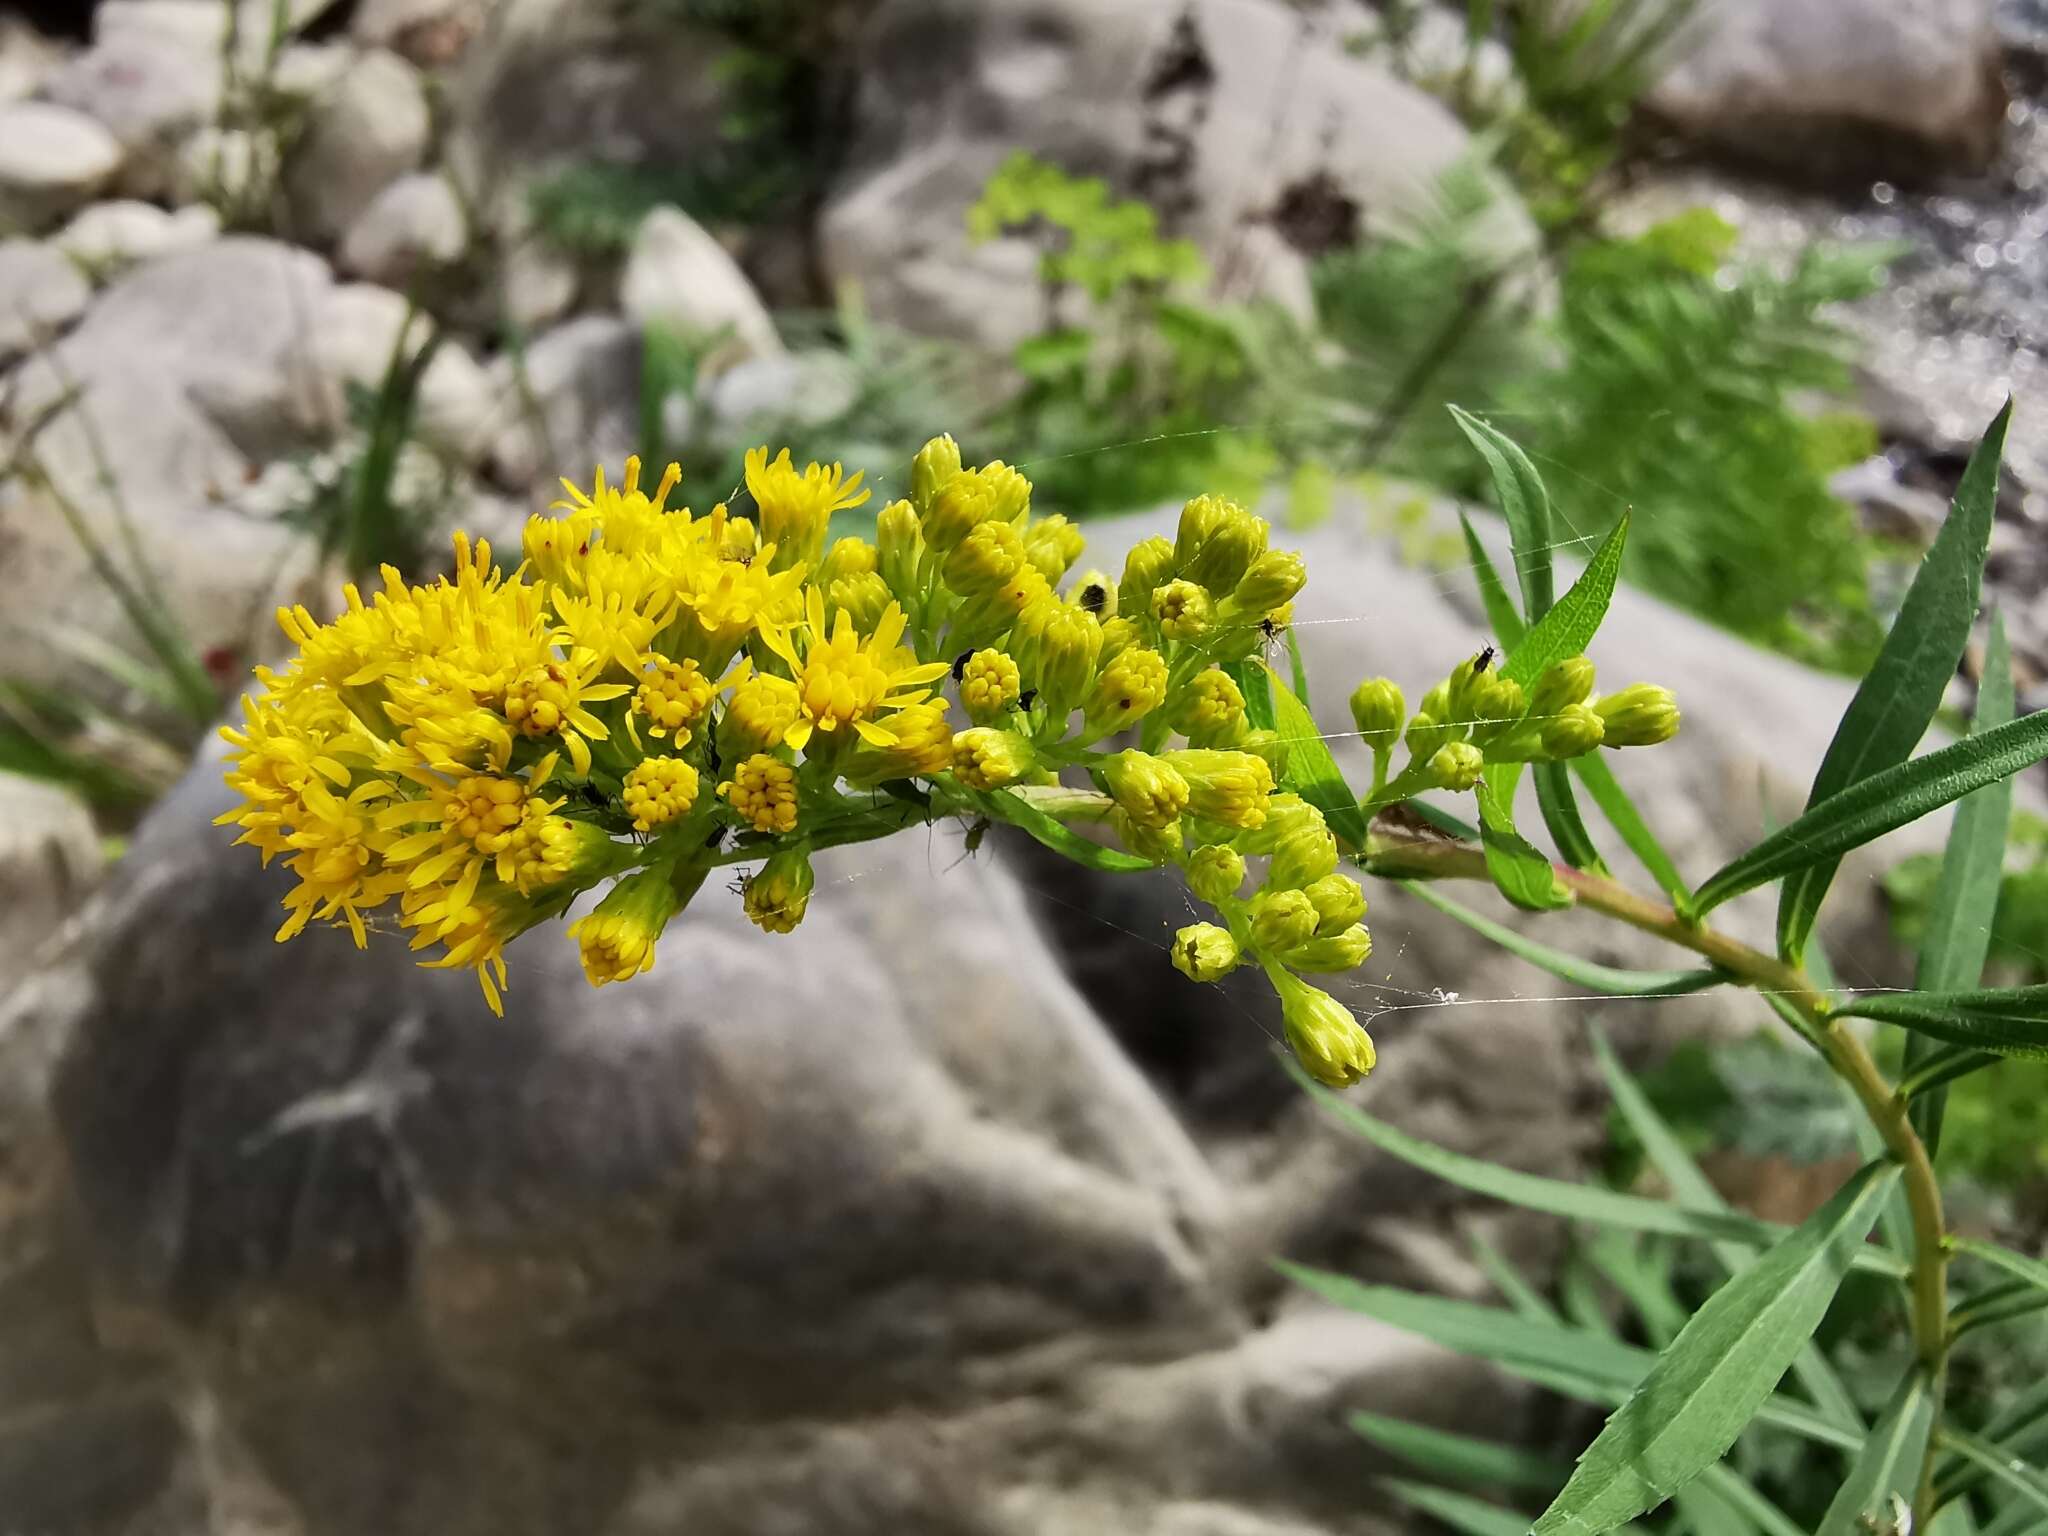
[820,0,1537,351]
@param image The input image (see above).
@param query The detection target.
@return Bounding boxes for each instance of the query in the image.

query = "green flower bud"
[1236,728,1290,778]
[943,518,1026,597]
[1267,812,1339,890]
[1250,888,1319,952]
[950,727,1037,790]
[1013,598,1103,717]
[1428,741,1485,792]
[1282,922,1372,973]
[1024,514,1087,584]
[1444,654,1488,723]
[1171,921,1241,982]
[1405,712,1454,762]
[1151,579,1213,644]
[1169,667,1246,746]
[1539,702,1605,759]
[1187,844,1246,905]
[817,535,878,588]
[743,846,816,934]
[1302,873,1367,935]
[1596,684,1680,747]
[826,571,892,635]
[1118,537,1176,620]
[1419,681,1452,721]
[1349,677,1405,749]
[1530,656,1596,718]
[1083,645,1169,738]
[1232,792,1323,854]
[959,648,1022,724]
[1162,749,1274,829]
[1275,970,1375,1087]
[1173,494,1241,576]
[1068,567,1117,620]
[1222,550,1307,618]
[1098,614,1140,663]
[926,462,1028,552]
[1111,806,1184,863]
[1182,500,1269,593]
[1099,749,1190,829]
[911,433,962,515]
[1467,675,1527,747]
[876,498,923,601]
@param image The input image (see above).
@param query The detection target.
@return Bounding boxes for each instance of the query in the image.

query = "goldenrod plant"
[220,403,2047,1533]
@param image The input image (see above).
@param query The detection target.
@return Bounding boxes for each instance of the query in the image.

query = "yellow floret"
[622,756,701,832]
[720,753,799,834]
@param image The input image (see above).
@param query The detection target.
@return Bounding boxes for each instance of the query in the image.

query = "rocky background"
[0,1,2038,1532]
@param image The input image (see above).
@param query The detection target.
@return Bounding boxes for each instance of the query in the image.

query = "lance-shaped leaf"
[1461,508,1529,646]
[1909,612,2014,1152]
[1694,708,2048,918]
[1953,1236,2048,1296]
[1227,657,1276,732]
[1478,778,1574,910]
[1452,404,1556,619]
[1778,401,2010,961]
[1940,1428,2048,1520]
[976,789,1155,873]
[1529,1161,1900,1536]
[1503,512,1630,689]
[1352,1412,1566,1491]
[1264,663,1371,853]
[1405,883,1723,998]
[1816,1370,1937,1536]
[1831,984,2048,1060]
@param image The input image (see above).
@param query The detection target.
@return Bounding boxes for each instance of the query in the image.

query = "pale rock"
[500,231,580,331]
[705,350,861,434]
[619,205,783,369]
[268,40,358,102]
[0,238,91,365]
[284,48,431,245]
[52,199,220,278]
[0,774,100,982]
[46,5,229,193]
[339,172,468,283]
[353,0,478,55]
[172,124,270,210]
[485,314,640,489]
[1642,0,2006,179]
[0,13,64,108]
[0,102,124,231]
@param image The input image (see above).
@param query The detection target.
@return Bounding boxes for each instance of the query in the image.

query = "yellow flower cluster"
[220,436,1676,1088]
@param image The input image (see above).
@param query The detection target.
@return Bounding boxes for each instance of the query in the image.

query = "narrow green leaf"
[1778,400,2011,961]
[1901,1045,2001,1099]
[1503,512,1631,689]
[1536,760,1608,872]
[1353,1411,1567,1491]
[977,789,1155,873]
[1405,883,1724,998]
[1228,657,1276,733]
[1673,1478,1749,1536]
[1529,1161,1900,1536]
[1468,1227,1562,1321]
[1293,1066,1904,1275]
[1385,1478,1537,1536]
[1573,753,1690,902]
[1281,1263,1862,1453]
[1477,779,1574,910]
[1283,625,1312,710]
[1936,1380,2048,1511]
[1584,1236,1690,1346]
[1833,984,2048,1061]
[1910,611,2014,1153]
[1696,1466,1807,1536]
[1695,708,2048,919]
[1591,1026,1876,1431]
[1461,507,1529,646]
[1988,1376,2048,1443]
[1942,1428,2048,1520]
[1264,663,1371,853]
[1816,1370,1937,1536]
[1978,1502,2048,1536]
[1954,1237,2048,1296]
[1951,1283,2048,1337]
[1452,404,1556,618]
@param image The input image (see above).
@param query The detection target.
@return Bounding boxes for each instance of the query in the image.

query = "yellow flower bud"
[1428,741,1485,792]
[1024,514,1087,584]
[1187,844,1246,905]
[842,699,954,785]
[1302,873,1367,934]
[1068,567,1117,620]
[744,846,815,934]
[1267,811,1339,890]
[1151,578,1213,643]
[718,752,799,834]
[1596,684,1680,747]
[943,518,1026,597]
[1173,494,1263,588]
[1233,792,1322,854]
[1444,654,1488,724]
[1348,677,1405,749]
[1099,749,1190,829]
[1012,598,1102,717]
[718,512,758,563]
[1283,923,1372,973]
[1118,537,1176,619]
[1098,614,1141,664]
[1162,748,1274,829]
[925,463,1025,551]
[826,570,893,634]
[1275,970,1375,1087]
[1530,656,1596,718]
[719,671,802,759]
[911,433,963,515]
[566,863,683,987]
[1083,645,1169,737]
[1404,711,1455,762]
[818,535,879,588]
[1250,888,1319,952]
[1467,675,1527,747]
[950,727,1037,790]
[634,656,718,744]
[621,755,701,832]
[948,565,1051,653]
[876,498,924,600]
[1223,549,1307,617]
[959,648,1022,724]
[1170,667,1246,745]
[1236,727,1290,778]
[1540,702,1605,759]
[1172,922,1241,983]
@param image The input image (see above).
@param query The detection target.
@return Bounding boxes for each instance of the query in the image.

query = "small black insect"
[577,781,612,811]
[951,650,975,683]
[1076,581,1109,615]
[1014,687,1039,712]
[1258,616,1282,642]
[726,869,752,897]
[1474,644,1496,673]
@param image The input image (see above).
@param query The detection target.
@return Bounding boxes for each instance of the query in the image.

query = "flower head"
[744,847,816,933]
[762,587,951,751]
[746,447,870,572]
[567,864,684,986]
[720,753,800,834]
